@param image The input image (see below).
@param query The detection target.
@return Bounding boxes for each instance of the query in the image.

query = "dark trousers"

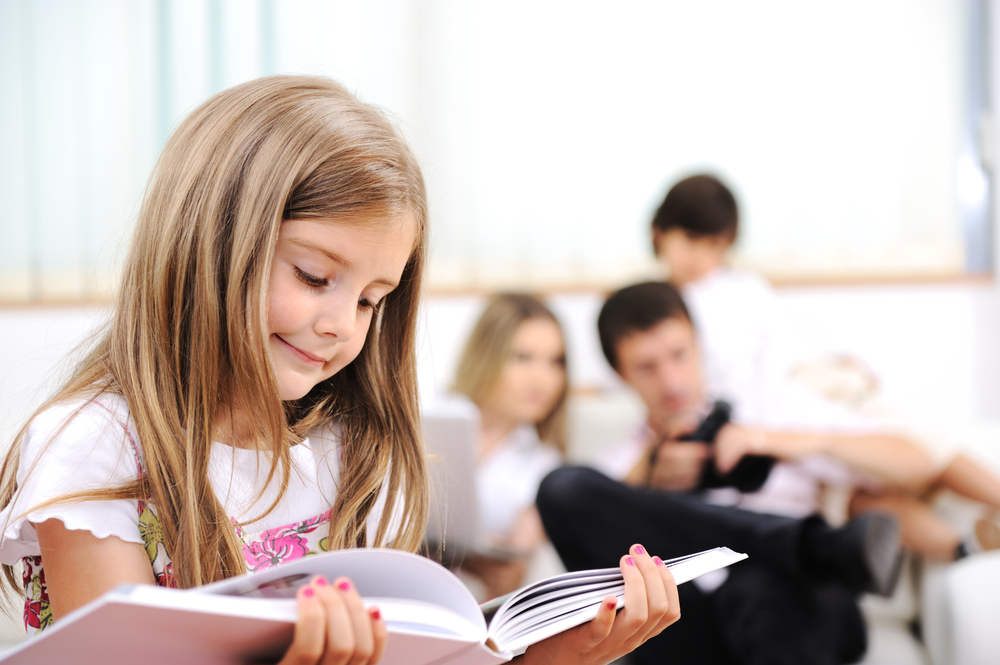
[536,466,867,665]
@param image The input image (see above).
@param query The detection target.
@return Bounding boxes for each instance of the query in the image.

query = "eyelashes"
[294,266,381,313]
[294,266,327,289]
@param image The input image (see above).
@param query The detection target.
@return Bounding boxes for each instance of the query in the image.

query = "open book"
[0,546,746,665]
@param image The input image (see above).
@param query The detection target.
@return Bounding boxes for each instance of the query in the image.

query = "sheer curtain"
[0,0,988,302]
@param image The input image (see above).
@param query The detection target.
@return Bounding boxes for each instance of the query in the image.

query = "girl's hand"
[277,576,387,665]
[519,544,680,665]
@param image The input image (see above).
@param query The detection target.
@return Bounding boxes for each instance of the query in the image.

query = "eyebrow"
[287,238,400,288]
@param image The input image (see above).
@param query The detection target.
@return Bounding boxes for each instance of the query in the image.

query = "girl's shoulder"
[23,393,139,469]
[31,393,131,432]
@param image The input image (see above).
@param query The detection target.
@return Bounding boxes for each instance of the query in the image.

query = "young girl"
[0,76,678,664]
[453,294,567,598]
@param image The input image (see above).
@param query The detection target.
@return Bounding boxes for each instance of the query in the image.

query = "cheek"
[545,368,566,397]
[326,319,372,375]
[490,367,523,407]
[267,274,304,333]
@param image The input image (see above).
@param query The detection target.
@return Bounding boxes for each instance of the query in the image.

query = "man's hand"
[649,441,709,491]
[714,424,762,474]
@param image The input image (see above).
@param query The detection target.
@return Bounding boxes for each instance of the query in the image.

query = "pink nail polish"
[626,557,635,567]
[303,588,314,597]
[315,577,328,586]
[653,556,664,566]
[606,599,617,610]
[634,545,645,555]
[371,608,381,620]
[338,581,351,591]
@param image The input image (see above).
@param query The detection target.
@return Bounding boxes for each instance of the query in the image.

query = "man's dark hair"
[598,281,693,370]
[651,174,738,251]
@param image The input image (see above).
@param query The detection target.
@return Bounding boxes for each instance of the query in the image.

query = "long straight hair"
[1,75,429,592]
[452,294,568,454]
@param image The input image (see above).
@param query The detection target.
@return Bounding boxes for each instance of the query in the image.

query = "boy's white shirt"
[681,268,813,416]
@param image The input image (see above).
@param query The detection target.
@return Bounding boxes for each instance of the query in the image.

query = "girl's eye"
[294,267,327,289]
[358,296,380,313]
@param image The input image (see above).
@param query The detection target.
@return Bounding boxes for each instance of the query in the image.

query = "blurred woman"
[453,294,568,598]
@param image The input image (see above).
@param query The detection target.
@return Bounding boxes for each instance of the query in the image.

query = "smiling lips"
[274,334,328,367]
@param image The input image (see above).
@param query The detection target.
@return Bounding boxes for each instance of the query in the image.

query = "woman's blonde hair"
[0,75,428,591]
[452,294,568,454]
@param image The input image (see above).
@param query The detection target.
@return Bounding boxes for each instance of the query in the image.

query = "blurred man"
[537,281,937,665]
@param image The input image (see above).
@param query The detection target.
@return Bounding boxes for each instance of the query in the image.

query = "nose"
[657,363,683,393]
[314,291,358,341]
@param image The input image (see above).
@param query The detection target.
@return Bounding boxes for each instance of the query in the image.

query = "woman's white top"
[0,394,392,566]
[475,424,561,543]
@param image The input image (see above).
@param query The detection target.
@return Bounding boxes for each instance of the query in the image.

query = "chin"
[276,378,314,401]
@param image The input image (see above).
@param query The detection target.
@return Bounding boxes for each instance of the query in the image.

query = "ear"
[612,358,630,385]
[651,228,665,257]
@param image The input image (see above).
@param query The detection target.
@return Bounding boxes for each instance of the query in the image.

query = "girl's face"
[480,318,566,427]
[267,215,416,400]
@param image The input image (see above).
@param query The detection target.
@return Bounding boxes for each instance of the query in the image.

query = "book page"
[488,547,747,653]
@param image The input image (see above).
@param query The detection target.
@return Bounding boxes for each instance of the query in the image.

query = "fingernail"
[303,588,314,597]
[338,581,351,591]
[634,545,645,555]
[653,556,664,566]
[315,577,328,587]
[606,599,618,610]
[626,557,635,567]
[370,608,381,620]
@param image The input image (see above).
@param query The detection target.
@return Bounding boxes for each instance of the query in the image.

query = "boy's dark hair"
[598,281,693,370]
[650,174,738,251]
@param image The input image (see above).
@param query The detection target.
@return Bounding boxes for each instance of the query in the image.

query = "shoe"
[803,512,903,597]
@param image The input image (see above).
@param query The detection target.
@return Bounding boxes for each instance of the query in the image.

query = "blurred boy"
[651,174,806,412]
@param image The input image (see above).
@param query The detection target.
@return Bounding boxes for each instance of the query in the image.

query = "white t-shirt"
[683,268,812,416]
[0,394,394,566]
[476,424,561,544]
[598,381,880,519]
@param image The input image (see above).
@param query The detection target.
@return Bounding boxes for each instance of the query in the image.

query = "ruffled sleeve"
[0,396,144,565]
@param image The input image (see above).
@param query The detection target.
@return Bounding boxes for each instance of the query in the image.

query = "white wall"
[0,305,110,444]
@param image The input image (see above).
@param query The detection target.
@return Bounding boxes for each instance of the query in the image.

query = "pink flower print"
[156,562,178,588]
[22,556,52,632]
[281,510,332,538]
[243,532,309,572]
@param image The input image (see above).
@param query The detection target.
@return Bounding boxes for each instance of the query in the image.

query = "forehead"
[617,318,696,362]
[512,318,563,348]
[281,210,419,253]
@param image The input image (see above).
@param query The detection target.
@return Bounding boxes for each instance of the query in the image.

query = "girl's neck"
[214,400,257,449]
[478,409,520,460]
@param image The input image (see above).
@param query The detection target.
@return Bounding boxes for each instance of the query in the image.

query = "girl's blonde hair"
[1,75,428,591]
[452,294,568,454]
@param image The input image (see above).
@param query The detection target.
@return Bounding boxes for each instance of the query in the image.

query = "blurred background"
[4,1,1000,660]
[1,0,998,453]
